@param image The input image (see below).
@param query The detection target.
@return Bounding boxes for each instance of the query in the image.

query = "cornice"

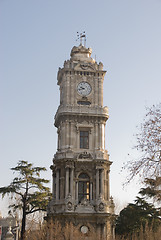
[54,105,109,127]
[57,67,106,85]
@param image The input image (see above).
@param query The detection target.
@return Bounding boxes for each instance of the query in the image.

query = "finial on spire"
[76,31,86,46]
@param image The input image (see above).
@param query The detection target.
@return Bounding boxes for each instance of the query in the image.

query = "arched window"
[78,173,90,203]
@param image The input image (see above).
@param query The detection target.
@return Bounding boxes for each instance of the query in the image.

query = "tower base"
[46,213,115,240]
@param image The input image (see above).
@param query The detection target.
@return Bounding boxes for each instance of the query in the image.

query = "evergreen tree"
[116,196,161,238]
[139,176,161,203]
[0,160,52,240]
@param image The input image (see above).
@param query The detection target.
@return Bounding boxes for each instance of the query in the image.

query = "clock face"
[77,82,91,96]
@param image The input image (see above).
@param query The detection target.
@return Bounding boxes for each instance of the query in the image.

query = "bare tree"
[124,103,161,183]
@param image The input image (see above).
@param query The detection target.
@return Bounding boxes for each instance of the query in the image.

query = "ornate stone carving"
[75,198,94,213]
[98,62,103,70]
[78,152,92,159]
[80,63,95,71]
[99,202,105,211]
[67,201,73,211]
[80,198,90,206]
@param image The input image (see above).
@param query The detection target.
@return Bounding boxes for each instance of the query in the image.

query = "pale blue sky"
[1,0,161,216]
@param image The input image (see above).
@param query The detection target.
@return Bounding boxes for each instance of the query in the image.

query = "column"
[56,169,59,200]
[57,128,60,150]
[69,76,71,105]
[98,123,101,149]
[64,75,67,103]
[70,168,74,198]
[100,78,103,107]
[106,170,110,200]
[61,122,65,149]
[69,122,71,148]
[104,171,107,201]
[76,126,79,149]
[66,75,69,104]
[52,172,55,198]
[95,122,98,149]
[63,120,67,149]
[96,169,99,199]
[100,123,102,149]
[98,77,101,106]
[70,76,74,105]
[100,169,104,199]
[96,76,99,106]
[90,182,93,201]
[76,181,78,203]
[65,168,69,197]
[102,224,106,240]
[66,121,69,148]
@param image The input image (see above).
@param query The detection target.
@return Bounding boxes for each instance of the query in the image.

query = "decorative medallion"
[80,225,88,234]
[99,202,104,211]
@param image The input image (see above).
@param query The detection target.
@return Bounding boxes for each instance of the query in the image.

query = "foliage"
[115,196,161,238]
[139,176,161,203]
[0,160,52,240]
[25,220,98,240]
[124,103,161,183]
[115,224,161,240]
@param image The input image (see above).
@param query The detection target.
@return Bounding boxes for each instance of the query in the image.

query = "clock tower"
[47,42,115,240]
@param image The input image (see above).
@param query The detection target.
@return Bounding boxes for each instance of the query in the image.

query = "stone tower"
[47,42,115,240]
